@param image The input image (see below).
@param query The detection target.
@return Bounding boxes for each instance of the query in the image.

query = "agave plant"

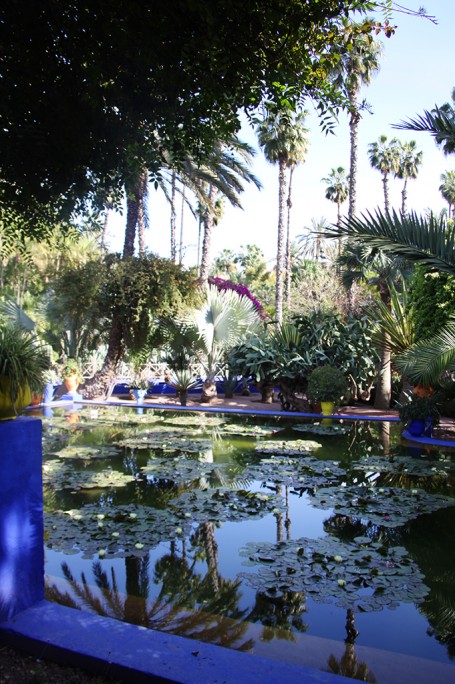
[0,323,51,414]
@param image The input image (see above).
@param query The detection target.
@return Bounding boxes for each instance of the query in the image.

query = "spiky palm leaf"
[324,209,455,276]
[394,106,455,153]
[366,282,415,355]
[395,318,455,385]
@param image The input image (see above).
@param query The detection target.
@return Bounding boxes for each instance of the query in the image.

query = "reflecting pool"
[40,405,455,681]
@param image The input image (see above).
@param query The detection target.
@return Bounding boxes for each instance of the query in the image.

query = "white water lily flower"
[175,527,183,535]
[337,579,345,587]
[334,555,343,563]
[98,549,106,557]
[135,542,144,549]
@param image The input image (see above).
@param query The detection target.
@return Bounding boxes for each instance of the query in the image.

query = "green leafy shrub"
[306,365,347,405]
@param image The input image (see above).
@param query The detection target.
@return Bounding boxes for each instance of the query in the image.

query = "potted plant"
[0,323,51,420]
[306,365,348,416]
[398,391,440,437]
[128,375,150,402]
[61,359,84,394]
[166,369,201,406]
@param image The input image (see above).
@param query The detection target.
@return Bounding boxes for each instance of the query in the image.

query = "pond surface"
[40,405,455,681]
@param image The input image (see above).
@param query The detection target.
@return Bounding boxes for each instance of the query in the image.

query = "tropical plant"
[397,391,440,426]
[187,136,262,283]
[0,323,51,415]
[166,369,201,405]
[367,135,401,213]
[184,285,262,402]
[321,167,350,232]
[306,365,347,405]
[292,311,379,402]
[321,208,455,388]
[228,323,310,403]
[395,140,423,215]
[257,106,309,323]
[439,170,455,218]
[330,20,382,218]
[61,358,83,382]
[336,238,410,409]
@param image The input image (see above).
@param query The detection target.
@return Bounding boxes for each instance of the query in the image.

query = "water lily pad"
[239,536,429,612]
[309,485,455,527]
[255,439,322,456]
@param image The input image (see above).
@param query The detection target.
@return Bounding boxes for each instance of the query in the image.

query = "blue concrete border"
[402,429,455,449]
[80,398,402,422]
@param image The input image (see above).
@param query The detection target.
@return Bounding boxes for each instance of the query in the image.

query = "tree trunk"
[124,195,138,257]
[82,316,126,399]
[199,185,217,285]
[401,179,408,215]
[275,157,287,325]
[170,171,177,263]
[200,378,217,403]
[285,164,294,309]
[179,185,185,265]
[348,90,360,220]
[382,173,390,213]
[374,285,392,409]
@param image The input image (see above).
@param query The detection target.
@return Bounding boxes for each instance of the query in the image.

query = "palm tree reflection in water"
[46,522,254,652]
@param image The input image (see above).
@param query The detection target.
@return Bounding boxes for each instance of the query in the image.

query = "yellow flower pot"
[320,401,335,416]
[0,377,32,421]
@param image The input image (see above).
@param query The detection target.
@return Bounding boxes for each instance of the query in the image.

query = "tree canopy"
[0,0,374,228]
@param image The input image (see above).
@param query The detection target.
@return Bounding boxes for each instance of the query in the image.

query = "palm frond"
[395,318,455,385]
[393,106,455,151]
[322,209,455,276]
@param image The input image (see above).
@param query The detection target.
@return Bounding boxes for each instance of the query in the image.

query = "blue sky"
[107,0,455,267]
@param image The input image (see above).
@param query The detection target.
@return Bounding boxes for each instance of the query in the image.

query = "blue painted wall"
[0,417,44,621]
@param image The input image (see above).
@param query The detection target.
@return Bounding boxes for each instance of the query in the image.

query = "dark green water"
[39,405,455,680]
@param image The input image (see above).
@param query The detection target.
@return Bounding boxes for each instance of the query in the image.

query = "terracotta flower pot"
[63,373,80,393]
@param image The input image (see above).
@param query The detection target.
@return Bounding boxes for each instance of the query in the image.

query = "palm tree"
[184,285,262,402]
[439,171,455,217]
[395,140,423,215]
[297,217,335,263]
[337,239,408,409]
[331,22,382,219]
[285,113,310,307]
[367,135,401,213]
[396,88,455,156]
[257,106,309,324]
[322,208,455,386]
[184,137,261,284]
[322,167,349,254]
[123,168,149,258]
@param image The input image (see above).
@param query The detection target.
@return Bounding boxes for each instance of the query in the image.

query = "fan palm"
[257,106,309,324]
[367,135,401,213]
[330,21,382,219]
[439,171,455,218]
[184,285,262,402]
[395,140,423,215]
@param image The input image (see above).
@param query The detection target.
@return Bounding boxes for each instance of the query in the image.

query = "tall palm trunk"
[123,195,138,257]
[200,185,217,285]
[382,172,390,213]
[285,164,295,308]
[170,171,177,262]
[401,179,408,215]
[348,90,360,220]
[275,157,287,324]
[179,185,186,264]
[374,286,392,410]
